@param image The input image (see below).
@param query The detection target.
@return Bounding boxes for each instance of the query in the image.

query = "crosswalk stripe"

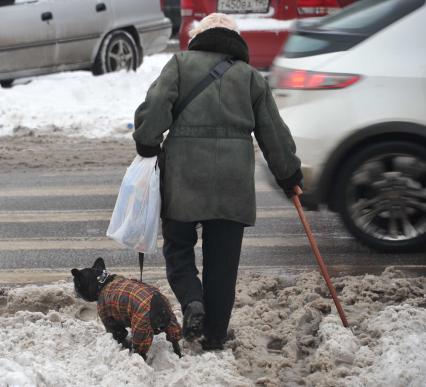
[0,207,296,223]
[0,210,112,223]
[0,186,119,197]
[0,183,279,198]
[0,235,319,251]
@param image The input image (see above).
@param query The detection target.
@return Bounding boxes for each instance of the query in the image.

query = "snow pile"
[0,268,425,386]
[346,305,426,387]
[229,267,426,386]
[0,281,251,387]
[0,310,250,387]
[0,54,172,139]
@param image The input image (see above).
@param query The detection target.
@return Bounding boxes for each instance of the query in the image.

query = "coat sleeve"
[133,55,180,157]
[251,72,302,189]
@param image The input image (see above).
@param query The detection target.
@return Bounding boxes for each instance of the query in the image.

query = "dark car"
[179,0,355,69]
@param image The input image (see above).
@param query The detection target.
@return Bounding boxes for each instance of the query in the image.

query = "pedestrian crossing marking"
[0,235,317,251]
[0,183,280,198]
[0,207,296,223]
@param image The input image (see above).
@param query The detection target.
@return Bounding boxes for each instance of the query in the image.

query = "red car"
[179,0,355,69]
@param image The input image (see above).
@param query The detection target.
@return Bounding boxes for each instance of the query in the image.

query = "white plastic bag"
[107,155,160,253]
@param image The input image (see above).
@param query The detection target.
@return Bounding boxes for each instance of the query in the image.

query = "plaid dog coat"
[97,276,182,355]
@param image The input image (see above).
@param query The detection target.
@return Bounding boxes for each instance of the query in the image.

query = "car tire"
[93,30,140,75]
[335,140,426,253]
[0,79,14,88]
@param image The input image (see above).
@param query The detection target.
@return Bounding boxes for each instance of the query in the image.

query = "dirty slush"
[1,267,425,386]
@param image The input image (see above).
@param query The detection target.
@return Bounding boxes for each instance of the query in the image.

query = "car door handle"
[41,12,53,21]
[96,3,107,12]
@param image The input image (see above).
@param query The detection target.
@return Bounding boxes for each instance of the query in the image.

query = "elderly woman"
[133,13,302,350]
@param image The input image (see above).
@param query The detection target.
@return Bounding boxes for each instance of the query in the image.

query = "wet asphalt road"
[0,155,424,274]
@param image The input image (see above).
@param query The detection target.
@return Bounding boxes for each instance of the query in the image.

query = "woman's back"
[133,26,301,226]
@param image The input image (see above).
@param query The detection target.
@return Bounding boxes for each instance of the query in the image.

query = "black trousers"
[162,218,244,340]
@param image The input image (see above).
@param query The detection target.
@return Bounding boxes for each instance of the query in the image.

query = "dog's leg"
[102,318,131,349]
[172,341,182,358]
[130,322,152,361]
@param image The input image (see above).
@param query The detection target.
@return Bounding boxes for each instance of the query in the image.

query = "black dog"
[71,258,182,360]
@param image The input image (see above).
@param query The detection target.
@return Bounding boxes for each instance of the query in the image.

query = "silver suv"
[0,0,171,87]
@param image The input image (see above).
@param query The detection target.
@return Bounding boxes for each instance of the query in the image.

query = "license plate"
[217,0,270,14]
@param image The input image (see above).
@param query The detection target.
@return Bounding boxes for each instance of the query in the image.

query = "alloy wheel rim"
[107,39,134,72]
[347,152,426,242]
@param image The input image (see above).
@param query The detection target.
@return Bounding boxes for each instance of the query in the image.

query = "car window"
[0,0,39,5]
[285,34,329,53]
[284,0,425,58]
[284,32,364,58]
[315,0,425,34]
[0,0,15,6]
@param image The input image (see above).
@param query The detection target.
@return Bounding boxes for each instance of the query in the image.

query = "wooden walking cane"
[292,185,349,328]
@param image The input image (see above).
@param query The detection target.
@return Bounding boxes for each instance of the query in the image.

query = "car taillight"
[297,0,340,16]
[181,0,194,16]
[271,68,360,90]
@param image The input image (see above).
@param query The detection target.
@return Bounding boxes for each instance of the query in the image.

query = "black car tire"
[93,30,140,75]
[335,140,426,253]
[0,79,14,88]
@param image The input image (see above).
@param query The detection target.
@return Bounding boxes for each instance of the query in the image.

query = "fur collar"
[188,27,250,64]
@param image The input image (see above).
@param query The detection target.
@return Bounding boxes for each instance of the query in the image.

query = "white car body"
[273,5,426,197]
[272,0,426,251]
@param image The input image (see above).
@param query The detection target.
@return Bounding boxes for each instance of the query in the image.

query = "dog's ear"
[92,257,106,272]
[71,268,80,277]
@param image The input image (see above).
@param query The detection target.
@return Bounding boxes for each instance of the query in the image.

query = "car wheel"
[93,30,139,75]
[0,79,14,88]
[335,141,426,252]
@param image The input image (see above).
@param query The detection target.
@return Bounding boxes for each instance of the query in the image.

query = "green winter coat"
[133,28,301,226]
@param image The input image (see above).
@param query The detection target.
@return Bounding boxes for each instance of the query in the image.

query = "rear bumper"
[137,18,172,55]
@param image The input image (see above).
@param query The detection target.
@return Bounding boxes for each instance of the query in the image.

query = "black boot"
[201,329,235,351]
[183,301,205,341]
[201,337,224,351]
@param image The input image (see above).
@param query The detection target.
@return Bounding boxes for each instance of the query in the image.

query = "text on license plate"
[217,0,270,14]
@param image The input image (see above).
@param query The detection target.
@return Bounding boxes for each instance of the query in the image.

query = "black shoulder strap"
[172,58,236,122]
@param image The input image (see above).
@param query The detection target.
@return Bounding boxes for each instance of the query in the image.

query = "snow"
[312,308,426,387]
[0,283,251,387]
[236,18,295,32]
[231,6,296,31]
[0,268,425,386]
[345,305,426,387]
[0,54,172,139]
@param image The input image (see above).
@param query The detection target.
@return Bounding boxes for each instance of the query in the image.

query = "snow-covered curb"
[0,54,172,139]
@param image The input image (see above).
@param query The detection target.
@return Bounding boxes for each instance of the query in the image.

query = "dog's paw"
[172,341,183,358]
[120,336,132,350]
